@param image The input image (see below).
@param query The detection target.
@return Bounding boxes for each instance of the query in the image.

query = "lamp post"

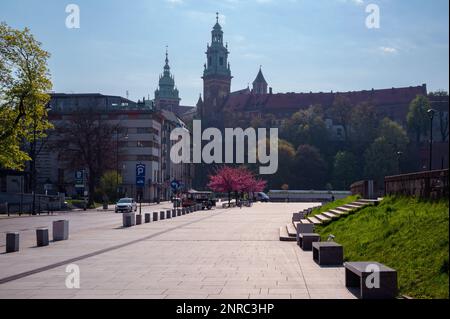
[396,151,403,174]
[115,128,128,199]
[427,109,436,171]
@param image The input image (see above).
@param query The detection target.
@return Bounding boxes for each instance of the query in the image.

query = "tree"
[0,22,53,170]
[207,166,266,203]
[291,144,327,190]
[281,105,329,151]
[349,102,378,151]
[407,95,431,144]
[332,151,358,190]
[98,171,122,203]
[267,139,295,189]
[50,109,121,206]
[363,118,409,185]
[330,95,353,142]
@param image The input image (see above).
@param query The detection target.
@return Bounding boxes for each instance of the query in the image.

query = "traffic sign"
[171,179,181,191]
[136,164,146,187]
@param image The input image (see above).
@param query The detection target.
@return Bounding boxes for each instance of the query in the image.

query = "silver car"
[115,198,137,213]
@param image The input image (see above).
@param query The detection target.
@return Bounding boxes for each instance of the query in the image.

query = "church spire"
[155,47,180,106]
[252,66,268,95]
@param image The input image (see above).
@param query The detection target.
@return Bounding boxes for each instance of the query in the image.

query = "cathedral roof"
[222,85,427,112]
[253,68,267,85]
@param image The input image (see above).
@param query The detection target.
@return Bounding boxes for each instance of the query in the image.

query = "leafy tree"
[407,95,431,144]
[98,171,122,203]
[281,105,329,151]
[364,118,409,185]
[0,22,53,170]
[332,151,358,190]
[292,144,327,190]
[267,139,295,189]
[50,108,122,206]
[349,102,378,152]
[330,95,353,142]
[378,117,409,153]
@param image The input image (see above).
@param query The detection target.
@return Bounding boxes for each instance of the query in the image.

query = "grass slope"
[311,195,360,216]
[316,196,449,299]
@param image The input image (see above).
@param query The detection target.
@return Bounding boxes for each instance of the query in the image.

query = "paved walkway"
[0,203,355,299]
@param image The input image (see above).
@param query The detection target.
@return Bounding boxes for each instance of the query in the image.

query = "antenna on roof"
[126,90,129,99]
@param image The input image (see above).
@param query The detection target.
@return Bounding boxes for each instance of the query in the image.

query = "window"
[219,57,224,66]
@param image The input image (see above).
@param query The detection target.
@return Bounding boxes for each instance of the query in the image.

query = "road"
[0,202,355,299]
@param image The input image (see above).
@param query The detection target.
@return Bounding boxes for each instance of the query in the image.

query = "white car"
[115,198,137,213]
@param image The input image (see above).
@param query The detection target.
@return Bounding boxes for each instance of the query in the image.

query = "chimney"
[269,87,273,95]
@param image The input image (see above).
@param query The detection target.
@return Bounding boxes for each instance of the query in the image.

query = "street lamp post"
[115,128,128,199]
[427,109,436,171]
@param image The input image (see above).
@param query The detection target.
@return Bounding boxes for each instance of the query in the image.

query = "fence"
[384,169,449,199]
[0,193,64,215]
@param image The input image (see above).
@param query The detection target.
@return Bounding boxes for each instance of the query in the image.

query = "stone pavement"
[0,203,355,299]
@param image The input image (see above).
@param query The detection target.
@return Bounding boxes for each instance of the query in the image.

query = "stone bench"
[296,223,314,244]
[344,262,398,299]
[298,233,321,251]
[312,242,343,266]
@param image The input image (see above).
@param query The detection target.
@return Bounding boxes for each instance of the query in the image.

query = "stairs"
[279,198,380,241]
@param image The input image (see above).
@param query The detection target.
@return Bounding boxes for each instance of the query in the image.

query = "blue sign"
[136,164,146,187]
[171,179,181,191]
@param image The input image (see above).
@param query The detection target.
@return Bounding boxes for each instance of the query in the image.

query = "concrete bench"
[344,262,398,299]
[36,228,49,247]
[298,233,320,251]
[312,242,343,266]
[296,223,314,244]
[6,232,19,253]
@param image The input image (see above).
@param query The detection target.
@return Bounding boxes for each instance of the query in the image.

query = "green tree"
[332,151,358,190]
[330,95,353,142]
[349,102,378,152]
[292,144,327,190]
[267,139,295,189]
[98,171,123,203]
[0,23,53,170]
[364,118,409,185]
[281,105,329,151]
[407,95,431,144]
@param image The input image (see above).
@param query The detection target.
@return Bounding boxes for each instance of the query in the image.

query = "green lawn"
[316,196,449,299]
[311,195,360,217]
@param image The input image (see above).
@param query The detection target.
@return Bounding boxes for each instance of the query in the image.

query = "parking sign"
[136,164,146,187]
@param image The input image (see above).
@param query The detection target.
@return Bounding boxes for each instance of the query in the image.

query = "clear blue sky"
[1,0,448,105]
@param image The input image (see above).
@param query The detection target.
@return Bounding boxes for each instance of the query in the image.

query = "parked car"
[256,192,270,202]
[115,198,137,213]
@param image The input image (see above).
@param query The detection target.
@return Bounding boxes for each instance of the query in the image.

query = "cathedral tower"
[201,13,232,124]
[154,48,181,111]
[252,67,268,95]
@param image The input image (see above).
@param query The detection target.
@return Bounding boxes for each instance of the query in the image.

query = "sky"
[1,0,449,106]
